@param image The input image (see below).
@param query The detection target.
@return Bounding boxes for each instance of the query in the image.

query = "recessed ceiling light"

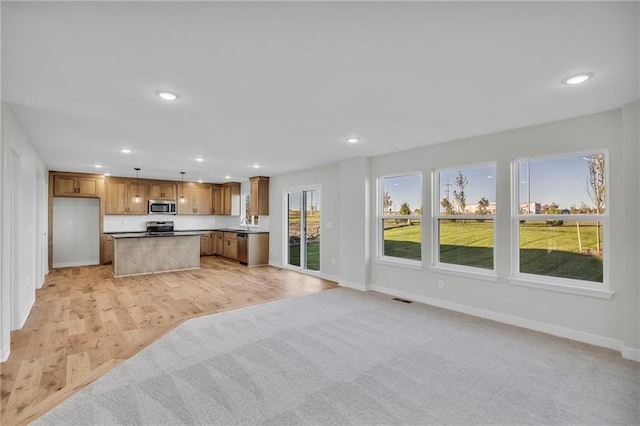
[198,179,203,183]
[195,157,204,162]
[346,137,359,144]
[225,175,231,179]
[94,164,103,168]
[561,72,594,85]
[120,149,131,154]
[156,91,179,101]
[104,172,110,176]
[252,164,260,169]
[487,175,493,179]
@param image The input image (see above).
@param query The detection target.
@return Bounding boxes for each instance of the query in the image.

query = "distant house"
[520,202,541,214]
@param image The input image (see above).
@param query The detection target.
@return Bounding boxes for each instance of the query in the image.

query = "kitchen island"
[111,232,203,277]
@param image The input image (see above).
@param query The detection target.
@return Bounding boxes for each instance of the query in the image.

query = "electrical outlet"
[438,279,444,289]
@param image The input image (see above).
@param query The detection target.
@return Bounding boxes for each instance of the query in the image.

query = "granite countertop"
[107,229,269,236]
[207,228,269,234]
[111,231,205,239]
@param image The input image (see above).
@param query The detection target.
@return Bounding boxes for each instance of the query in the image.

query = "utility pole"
[444,179,452,201]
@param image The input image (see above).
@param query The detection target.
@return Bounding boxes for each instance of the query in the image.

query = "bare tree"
[587,153,605,251]
[453,170,469,214]
[383,191,392,212]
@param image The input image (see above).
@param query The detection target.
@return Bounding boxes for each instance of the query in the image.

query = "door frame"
[282,184,322,275]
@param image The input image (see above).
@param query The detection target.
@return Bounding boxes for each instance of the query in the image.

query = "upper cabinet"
[212,185,223,215]
[249,176,269,216]
[53,173,101,197]
[223,182,241,216]
[105,178,148,214]
[177,183,212,215]
[149,182,177,200]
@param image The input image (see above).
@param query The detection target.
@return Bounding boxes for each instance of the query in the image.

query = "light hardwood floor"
[0,256,337,425]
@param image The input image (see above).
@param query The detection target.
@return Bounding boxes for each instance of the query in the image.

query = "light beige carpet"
[35,288,639,425]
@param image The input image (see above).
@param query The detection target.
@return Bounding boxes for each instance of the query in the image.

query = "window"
[379,174,422,263]
[434,164,496,271]
[513,153,607,286]
[243,194,258,226]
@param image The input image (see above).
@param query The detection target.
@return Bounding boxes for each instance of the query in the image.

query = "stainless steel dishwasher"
[237,232,248,265]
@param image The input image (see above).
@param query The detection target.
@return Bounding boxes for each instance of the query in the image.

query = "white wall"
[1,103,49,362]
[269,107,640,359]
[338,157,371,289]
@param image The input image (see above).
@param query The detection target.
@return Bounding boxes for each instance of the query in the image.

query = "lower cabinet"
[200,233,211,256]
[223,232,238,260]
[213,232,224,255]
[102,234,114,264]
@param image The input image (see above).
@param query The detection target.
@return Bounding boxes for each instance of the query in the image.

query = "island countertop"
[110,231,205,239]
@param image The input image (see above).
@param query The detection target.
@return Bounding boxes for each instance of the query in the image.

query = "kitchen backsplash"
[103,215,269,233]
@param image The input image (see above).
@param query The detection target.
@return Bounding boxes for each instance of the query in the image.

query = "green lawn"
[288,241,320,271]
[383,220,603,282]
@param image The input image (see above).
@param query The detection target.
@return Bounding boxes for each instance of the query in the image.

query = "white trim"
[52,260,100,268]
[428,265,498,282]
[339,280,369,291]
[19,292,35,329]
[508,276,613,299]
[322,273,339,283]
[374,257,422,270]
[369,284,623,354]
[0,344,9,363]
[621,346,640,362]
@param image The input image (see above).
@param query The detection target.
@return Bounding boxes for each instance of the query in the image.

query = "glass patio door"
[287,189,320,272]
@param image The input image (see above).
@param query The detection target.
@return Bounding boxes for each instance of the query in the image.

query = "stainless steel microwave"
[149,200,177,215]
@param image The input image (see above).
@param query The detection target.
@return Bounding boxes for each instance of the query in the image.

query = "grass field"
[383,220,603,282]
[288,241,320,271]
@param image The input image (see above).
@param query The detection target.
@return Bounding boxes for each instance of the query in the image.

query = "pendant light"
[180,171,186,203]
[133,168,141,203]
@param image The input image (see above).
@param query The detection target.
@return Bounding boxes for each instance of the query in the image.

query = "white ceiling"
[2,1,638,183]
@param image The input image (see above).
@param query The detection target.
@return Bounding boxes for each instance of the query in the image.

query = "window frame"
[431,163,498,277]
[509,151,612,298]
[376,172,423,268]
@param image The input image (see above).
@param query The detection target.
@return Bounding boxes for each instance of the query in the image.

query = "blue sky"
[382,153,603,213]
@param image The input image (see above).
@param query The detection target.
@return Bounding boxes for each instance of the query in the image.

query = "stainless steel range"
[146,220,174,235]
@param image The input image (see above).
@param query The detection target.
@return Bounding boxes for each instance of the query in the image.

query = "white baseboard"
[1,344,8,363]
[622,346,640,362]
[370,284,624,354]
[339,280,370,292]
[19,292,35,329]
[52,260,99,268]
[322,273,339,283]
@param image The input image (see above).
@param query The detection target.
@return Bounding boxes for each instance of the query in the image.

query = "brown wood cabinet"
[149,182,177,200]
[200,233,212,256]
[223,232,238,260]
[249,176,269,216]
[105,178,148,214]
[53,174,101,197]
[247,233,269,266]
[213,231,224,255]
[212,185,223,215]
[178,183,212,215]
[223,182,241,216]
[102,234,114,264]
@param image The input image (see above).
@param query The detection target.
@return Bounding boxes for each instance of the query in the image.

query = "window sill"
[508,276,613,299]
[428,265,498,282]
[374,257,423,270]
